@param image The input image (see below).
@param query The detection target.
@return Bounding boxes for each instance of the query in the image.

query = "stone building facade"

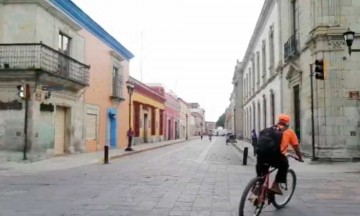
[0,0,133,161]
[234,0,360,160]
[235,0,282,141]
[0,0,89,160]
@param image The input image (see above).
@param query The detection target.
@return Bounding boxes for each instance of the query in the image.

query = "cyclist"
[255,114,303,195]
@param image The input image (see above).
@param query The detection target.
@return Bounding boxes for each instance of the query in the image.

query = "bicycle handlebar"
[287,154,304,162]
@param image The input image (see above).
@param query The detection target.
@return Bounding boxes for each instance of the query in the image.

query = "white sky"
[72,0,265,122]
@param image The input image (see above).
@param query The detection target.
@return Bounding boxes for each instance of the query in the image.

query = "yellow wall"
[132,92,165,139]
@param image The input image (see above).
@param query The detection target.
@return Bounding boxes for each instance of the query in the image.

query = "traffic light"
[314,59,324,80]
[17,85,25,99]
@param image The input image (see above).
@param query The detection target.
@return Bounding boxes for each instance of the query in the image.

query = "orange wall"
[80,29,130,151]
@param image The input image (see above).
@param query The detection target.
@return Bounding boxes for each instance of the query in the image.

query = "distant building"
[205,122,216,134]
[188,103,205,136]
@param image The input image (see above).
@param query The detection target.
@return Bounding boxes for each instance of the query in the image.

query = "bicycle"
[238,154,302,216]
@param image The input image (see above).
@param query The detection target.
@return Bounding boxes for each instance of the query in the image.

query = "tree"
[216,113,225,128]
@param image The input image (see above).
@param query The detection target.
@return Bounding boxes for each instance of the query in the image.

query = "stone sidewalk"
[0,137,199,176]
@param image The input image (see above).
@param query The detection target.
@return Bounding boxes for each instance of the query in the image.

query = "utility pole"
[309,64,318,161]
[23,84,30,160]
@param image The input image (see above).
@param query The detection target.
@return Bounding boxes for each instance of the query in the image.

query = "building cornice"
[131,77,166,103]
[49,0,134,60]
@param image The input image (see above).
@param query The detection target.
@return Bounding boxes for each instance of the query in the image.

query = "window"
[112,66,123,97]
[245,109,248,137]
[58,33,71,55]
[270,91,275,125]
[252,60,256,91]
[159,110,164,135]
[262,40,267,84]
[269,25,275,74]
[151,108,156,135]
[256,52,260,88]
[252,103,256,131]
[86,113,97,140]
[112,67,119,96]
[249,107,252,132]
[291,0,300,49]
[58,33,71,76]
[134,103,140,136]
[249,68,252,95]
[263,95,267,128]
[245,74,248,98]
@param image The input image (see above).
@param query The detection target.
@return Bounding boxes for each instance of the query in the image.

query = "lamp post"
[343,28,360,55]
[125,79,135,151]
[185,114,188,140]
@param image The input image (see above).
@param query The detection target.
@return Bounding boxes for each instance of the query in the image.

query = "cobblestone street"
[0,137,359,216]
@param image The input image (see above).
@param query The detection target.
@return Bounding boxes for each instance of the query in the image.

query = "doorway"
[168,119,171,140]
[144,113,148,143]
[293,85,301,140]
[54,106,67,155]
[107,108,117,148]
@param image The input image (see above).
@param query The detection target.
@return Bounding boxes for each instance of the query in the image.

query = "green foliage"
[216,113,225,128]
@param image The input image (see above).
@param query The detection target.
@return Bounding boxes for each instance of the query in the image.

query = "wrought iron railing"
[284,34,298,62]
[0,43,90,85]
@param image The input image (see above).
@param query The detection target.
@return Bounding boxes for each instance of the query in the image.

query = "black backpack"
[255,125,286,156]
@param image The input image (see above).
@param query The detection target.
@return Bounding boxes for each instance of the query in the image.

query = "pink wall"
[80,29,130,151]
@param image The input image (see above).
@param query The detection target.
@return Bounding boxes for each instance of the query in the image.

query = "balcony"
[0,43,90,89]
[284,34,299,62]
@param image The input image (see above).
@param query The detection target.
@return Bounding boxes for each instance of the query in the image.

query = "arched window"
[270,90,275,125]
[252,102,256,132]
[249,107,252,135]
[263,95,267,128]
[244,108,247,137]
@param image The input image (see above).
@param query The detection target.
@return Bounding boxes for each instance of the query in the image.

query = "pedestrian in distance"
[125,127,134,151]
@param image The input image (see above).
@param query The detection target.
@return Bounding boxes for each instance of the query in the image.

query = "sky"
[72,0,265,122]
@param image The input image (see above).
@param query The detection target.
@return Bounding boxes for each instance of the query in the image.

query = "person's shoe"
[270,182,283,195]
[252,183,261,195]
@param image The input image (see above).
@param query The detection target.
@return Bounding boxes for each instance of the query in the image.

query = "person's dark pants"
[256,154,289,183]
[127,137,133,148]
[251,138,257,156]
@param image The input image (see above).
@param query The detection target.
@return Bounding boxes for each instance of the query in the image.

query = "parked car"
[226,133,236,144]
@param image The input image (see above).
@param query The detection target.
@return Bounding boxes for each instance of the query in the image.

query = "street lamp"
[185,114,188,140]
[343,28,360,55]
[125,79,135,151]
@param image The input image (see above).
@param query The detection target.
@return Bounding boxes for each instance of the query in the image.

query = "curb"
[99,137,199,163]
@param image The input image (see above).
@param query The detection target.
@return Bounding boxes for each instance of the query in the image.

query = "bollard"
[104,145,109,164]
[243,147,248,165]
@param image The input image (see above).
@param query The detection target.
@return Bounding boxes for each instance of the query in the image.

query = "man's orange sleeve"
[290,130,299,147]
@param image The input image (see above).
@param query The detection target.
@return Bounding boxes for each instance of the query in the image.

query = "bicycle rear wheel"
[239,177,264,216]
[272,169,297,209]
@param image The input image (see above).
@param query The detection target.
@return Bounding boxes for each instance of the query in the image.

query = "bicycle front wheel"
[239,177,264,216]
[272,169,297,209]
